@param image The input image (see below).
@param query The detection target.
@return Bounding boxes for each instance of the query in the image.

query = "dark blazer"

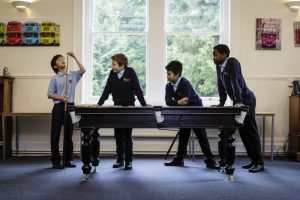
[165,77,203,106]
[98,67,146,106]
[216,57,255,107]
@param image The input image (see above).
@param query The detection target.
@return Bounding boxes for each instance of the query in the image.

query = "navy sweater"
[216,57,255,106]
[98,67,147,106]
[165,77,203,106]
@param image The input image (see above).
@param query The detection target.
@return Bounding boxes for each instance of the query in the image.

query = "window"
[82,0,228,105]
[166,0,224,98]
[84,0,147,102]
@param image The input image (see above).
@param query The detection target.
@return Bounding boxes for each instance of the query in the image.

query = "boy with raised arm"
[48,52,86,169]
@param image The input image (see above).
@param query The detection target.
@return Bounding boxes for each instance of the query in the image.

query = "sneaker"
[64,161,76,168]
[113,160,124,168]
[204,159,220,170]
[52,162,63,169]
[242,162,254,169]
[125,162,132,170]
[249,164,264,173]
[164,157,184,166]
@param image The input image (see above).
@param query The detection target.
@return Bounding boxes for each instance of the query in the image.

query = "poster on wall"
[294,22,300,47]
[256,18,281,50]
[0,18,60,47]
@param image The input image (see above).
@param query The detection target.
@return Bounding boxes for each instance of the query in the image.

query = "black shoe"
[249,164,264,173]
[64,161,76,168]
[113,160,124,168]
[125,162,132,170]
[205,159,220,170]
[52,162,63,169]
[242,162,254,169]
[164,158,184,166]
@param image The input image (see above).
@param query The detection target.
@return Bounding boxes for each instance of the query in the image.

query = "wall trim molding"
[245,75,300,80]
[12,74,300,81]
[13,136,286,155]
[13,74,53,79]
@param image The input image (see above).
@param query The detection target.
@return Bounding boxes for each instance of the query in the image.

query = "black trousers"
[114,128,133,163]
[50,102,74,164]
[176,128,215,161]
[239,106,264,165]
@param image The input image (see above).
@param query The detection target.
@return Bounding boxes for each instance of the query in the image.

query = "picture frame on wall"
[294,22,300,47]
[0,18,60,47]
[256,18,281,50]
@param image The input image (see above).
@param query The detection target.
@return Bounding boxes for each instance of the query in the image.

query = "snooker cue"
[63,54,69,164]
[64,54,69,112]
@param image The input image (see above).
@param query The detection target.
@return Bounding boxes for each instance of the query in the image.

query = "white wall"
[0,0,74,113]
[1,0,299,155]
[238,0,300,146]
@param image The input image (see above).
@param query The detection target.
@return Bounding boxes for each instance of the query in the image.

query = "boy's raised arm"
[67,51,86,74]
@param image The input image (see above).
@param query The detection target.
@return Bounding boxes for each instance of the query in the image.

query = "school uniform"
[98,67,146,165]
[165,77,217,167]
[216,57,264,168]
[48,70,82,166]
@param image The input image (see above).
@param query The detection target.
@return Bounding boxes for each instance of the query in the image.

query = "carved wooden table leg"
[81,128,92,178]
[90,129,100,172]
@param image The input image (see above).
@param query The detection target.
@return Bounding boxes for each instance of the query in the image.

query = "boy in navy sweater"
[97,53,147,170]
[164,60,219,169]
[213,44,264,173]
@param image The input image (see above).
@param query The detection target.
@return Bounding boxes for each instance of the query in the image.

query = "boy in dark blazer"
[97,53,147,170]
[164,60,219,170]
[212,44,264,173]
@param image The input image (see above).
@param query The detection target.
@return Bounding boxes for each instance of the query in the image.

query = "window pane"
[93,0,147,32]
[92,34,146,96]
[167,35,219,97]
[166,0,220,33]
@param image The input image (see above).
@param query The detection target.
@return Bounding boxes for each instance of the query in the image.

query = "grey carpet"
[0,156,299,200]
